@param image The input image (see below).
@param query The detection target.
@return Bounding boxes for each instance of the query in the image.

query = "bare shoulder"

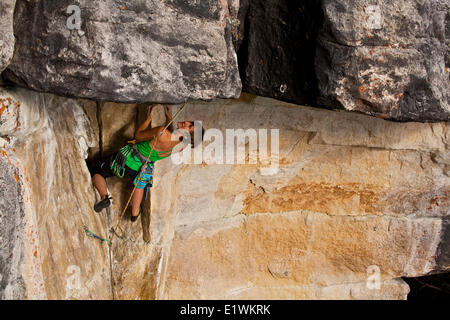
[156,126,172,140]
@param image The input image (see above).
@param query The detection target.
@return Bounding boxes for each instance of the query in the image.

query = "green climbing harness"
[110,145,133,178]
[84,226,112,246]
[109,144,155,189]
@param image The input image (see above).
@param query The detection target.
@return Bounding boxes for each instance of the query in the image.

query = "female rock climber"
[89,104,200,221]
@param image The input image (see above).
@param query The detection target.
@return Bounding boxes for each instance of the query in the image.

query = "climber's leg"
[89,155,116,212]
[131,188,144,217]
[92,173,111,212]
[129,163,153,221]
[92,173,108,200]
[90,154,116,199]
[92,173,112,212]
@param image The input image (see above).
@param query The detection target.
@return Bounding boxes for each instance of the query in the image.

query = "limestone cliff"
[0,0,449,301]
[2,87,447,299]
[0,88,111,299]
[134,95,450,299]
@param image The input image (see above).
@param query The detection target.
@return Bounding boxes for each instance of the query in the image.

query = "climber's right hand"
[146,105,155,120]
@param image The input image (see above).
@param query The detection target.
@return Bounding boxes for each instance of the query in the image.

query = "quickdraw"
[84,226,112,246]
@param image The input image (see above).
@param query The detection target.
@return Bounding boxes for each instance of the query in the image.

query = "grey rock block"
[236,0,449,121]
[0,157,26,300]
[316,0,450,121]
[5,0,241,103]
[0,0,16,72]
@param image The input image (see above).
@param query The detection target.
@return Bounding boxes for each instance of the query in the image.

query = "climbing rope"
[109,103,187,243]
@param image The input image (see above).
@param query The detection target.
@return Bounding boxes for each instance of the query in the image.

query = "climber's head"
[177,121,195,134]
[176,121,205,148]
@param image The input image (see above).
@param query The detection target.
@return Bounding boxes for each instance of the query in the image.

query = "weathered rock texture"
[1,88,449,300]
[236,0,450,121]
[0,155,27,298]
[109,94,449,300]
[0,0,16,72]
[0,87,111,299]
[316,0,450,121]
[4,0,241,103]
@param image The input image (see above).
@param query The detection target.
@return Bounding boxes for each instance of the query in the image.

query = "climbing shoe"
[94,196,112,212]
[131,207,141,222]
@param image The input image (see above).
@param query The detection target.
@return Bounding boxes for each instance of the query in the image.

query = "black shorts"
[90,153,139,181]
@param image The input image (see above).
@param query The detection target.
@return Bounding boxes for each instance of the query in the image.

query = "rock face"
[236,0,450,121]
[0,0,15,72]
[1,88,448,300]
[316,0,450,121]
[151,95,449,299]
[4,0,241,103]
[108,94,449,300]
[0,88,111,299]
[0,155,26,299]
[84,102,165,300]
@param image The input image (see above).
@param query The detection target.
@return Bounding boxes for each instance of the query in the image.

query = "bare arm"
[135,126,164,143]
[164,105,174,132]
[134,106,163,142]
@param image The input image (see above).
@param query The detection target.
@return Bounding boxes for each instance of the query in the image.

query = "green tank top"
[125,140,180,171]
